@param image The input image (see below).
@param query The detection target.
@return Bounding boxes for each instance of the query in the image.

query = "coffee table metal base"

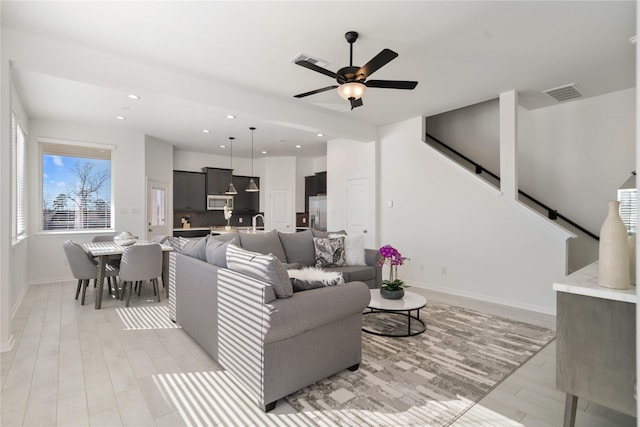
[363,308,427,337]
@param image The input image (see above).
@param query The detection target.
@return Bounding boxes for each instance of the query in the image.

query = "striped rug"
[153,301,553,426]
[116,306,181,330]
[284,302,555,426]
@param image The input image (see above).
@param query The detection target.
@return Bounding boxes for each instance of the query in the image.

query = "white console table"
[553,261,637,426]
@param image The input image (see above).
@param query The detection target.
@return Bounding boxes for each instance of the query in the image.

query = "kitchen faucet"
[252,214,265,233]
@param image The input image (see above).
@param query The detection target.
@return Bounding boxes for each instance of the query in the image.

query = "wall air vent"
[290,52,329,68]
[542,83,584,103]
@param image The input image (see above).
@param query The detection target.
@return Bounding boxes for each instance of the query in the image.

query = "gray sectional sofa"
[168,229,380,412]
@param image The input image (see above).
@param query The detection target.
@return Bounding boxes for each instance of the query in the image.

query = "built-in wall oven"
[207,195,234,210]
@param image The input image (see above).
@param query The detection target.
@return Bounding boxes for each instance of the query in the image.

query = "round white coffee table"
[363,289,427,337]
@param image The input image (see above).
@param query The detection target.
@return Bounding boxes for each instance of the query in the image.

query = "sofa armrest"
[265,282,371,344]
[365,248,382,288]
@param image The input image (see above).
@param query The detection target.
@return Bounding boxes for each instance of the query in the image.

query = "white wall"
[326,138,377,248]
[427,98,500,174]
[379,117,569,314]
[295,157,314,213]
[27,119,146,284]
[519,88,636,234]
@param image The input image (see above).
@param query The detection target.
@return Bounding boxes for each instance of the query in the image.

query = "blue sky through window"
[42,154,111,210]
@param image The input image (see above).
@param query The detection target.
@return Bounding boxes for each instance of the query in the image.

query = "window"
[41,141,113,231]
[12,111,26,239]
[618,188,637,235]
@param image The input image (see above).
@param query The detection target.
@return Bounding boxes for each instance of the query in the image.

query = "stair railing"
[426,133,599,241]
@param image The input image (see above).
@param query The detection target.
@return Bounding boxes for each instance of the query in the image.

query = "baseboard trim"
[11,282,29,319]
[406,281,557,316]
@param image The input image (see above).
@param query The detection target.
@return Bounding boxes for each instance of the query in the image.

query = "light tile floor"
[0,281,636,426]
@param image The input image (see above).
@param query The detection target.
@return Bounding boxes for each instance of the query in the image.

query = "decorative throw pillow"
[181,236,208,261]
[288,267,344,292]
[313,237,346,268]
[226,244,293,298]
[329,233,366,266]
[205,236,237,268]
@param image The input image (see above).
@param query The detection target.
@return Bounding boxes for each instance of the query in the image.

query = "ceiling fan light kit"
[336,82,367,100]
[294,31,418,109]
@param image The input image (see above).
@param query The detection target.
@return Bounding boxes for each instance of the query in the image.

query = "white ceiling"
[1,1,636,159]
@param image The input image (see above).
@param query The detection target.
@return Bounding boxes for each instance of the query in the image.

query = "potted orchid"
[223,203,233,230]
[378,244,409,299]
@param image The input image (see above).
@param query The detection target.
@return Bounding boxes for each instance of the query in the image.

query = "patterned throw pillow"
[313,237,346,268]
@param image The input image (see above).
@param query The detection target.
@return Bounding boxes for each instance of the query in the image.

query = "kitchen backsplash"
[174,210,263,228]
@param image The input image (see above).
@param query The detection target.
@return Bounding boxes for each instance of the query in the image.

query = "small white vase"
[599,201,630,290]
[629,234,636,286]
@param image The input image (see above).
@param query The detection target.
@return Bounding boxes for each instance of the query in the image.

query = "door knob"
[363,230,367,233]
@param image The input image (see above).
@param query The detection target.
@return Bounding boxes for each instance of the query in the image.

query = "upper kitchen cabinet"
[233,176,260,213]
[202,167,232,195]
[173,171,206,211]
[304,171,327,212]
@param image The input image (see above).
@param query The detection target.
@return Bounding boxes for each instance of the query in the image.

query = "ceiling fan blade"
[294,85,339,98]
[365,80,418,90]
[349,97,364,110]
[295,60,338,79]
[357,49,398,78]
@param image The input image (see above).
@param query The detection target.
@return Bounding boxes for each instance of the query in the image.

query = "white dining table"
[83,241,174,309]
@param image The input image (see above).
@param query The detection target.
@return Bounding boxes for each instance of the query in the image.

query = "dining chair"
[63,240,120,305]
[92,235,114,242]
[119,243,163,307]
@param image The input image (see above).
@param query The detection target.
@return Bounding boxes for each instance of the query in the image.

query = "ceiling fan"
[294,31,418,110]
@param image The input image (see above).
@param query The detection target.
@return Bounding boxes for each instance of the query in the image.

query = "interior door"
[147,180,171,240]
[346,177,373,247]
[268,189,293,232]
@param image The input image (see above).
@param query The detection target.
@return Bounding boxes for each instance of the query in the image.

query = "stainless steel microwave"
[207,195,233,210]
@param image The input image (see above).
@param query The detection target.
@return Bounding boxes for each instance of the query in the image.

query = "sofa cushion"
[226,244,293,298]
[329,233,366,266]
[313,237,346,268]
[327,265,376,283]
[205,236,237,268]
[239,230,288,263]
[278,229,315,266]
[311,229,346,238]
[287,267,344,292]
[181,236,208,261]
[215,231,239,243]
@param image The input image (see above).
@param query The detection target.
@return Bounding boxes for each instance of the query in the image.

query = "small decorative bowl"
[113,231,138,246]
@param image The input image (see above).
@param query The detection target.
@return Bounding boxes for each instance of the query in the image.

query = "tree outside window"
[42,142,112,231]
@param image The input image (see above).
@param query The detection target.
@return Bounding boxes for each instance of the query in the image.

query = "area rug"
[284,302,555,426]
[116,306,181,330]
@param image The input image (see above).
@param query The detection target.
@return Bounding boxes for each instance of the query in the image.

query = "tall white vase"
[599,200,630,290]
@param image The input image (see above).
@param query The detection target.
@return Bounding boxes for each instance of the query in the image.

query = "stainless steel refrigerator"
[308,195,327,231]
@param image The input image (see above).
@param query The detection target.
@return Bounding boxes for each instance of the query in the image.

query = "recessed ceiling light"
[261,150,267,154]
[220,145,227,148]
[127,94,140,100]
[317,133,324,137]
[115,115,126,120]
[226,114,236,119]
[202,129,211,133]
[295,145,302,148]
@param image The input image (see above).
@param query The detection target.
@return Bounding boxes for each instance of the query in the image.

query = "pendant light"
[246,127,259,192]
[225,137,238,195]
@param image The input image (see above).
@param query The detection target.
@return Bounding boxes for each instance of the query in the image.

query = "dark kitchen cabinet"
[173,171,206,211]
[233,176,260,213]
[202,167,232,195]
[304,171,327,212]
[316,171,327,194]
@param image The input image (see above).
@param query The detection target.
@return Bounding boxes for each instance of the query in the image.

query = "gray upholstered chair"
[119,243,163,307]
[63,240,120,305]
